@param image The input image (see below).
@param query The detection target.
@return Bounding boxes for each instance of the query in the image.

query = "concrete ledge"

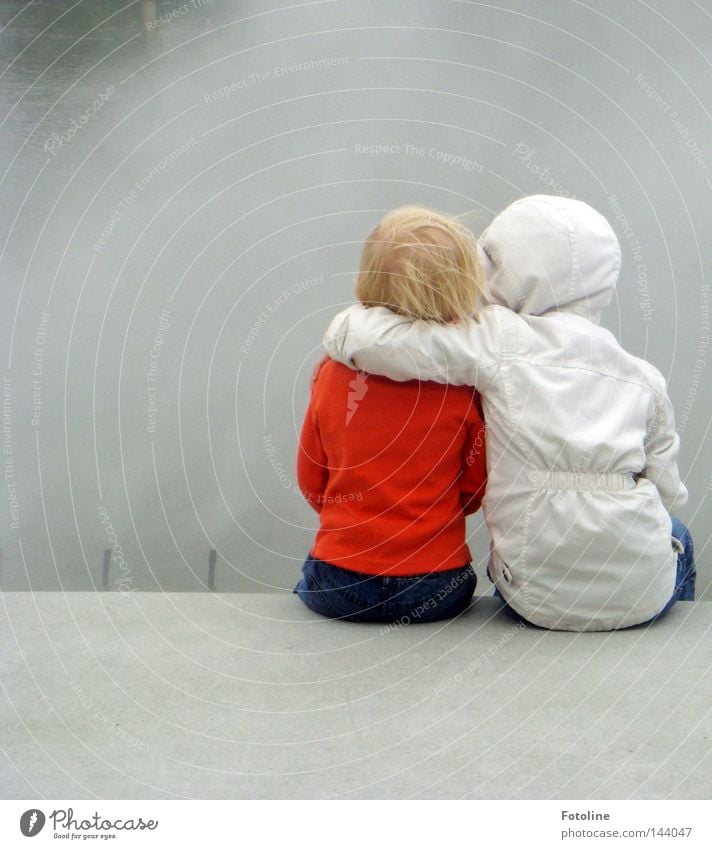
[1,591,710,799]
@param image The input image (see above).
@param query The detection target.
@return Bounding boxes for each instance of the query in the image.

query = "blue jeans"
[492,517,696,629]
[294,554,477,623]
[639,516,696,622]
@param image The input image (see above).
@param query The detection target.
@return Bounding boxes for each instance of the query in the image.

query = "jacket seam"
[505,358,661,392]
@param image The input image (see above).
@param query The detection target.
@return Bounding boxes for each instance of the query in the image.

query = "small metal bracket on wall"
[102,549,111,590]
[208,549,217,591]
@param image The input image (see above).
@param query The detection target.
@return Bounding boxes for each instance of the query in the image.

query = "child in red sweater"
[294,206,487,623]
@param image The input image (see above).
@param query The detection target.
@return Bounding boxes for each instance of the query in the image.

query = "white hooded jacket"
[323,195,688,631]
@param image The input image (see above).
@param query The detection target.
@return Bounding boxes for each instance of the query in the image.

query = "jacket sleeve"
[459,398,488,516]
[641,386,688,512]
[323,304,503,391]
[296,396,329,514]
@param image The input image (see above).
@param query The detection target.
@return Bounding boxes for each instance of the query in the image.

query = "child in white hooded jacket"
[323,195,695,631]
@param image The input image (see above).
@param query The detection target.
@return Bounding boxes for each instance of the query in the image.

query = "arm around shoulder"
[323,304,503,389]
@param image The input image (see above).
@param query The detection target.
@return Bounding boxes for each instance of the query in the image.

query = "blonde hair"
[355,205,483,323]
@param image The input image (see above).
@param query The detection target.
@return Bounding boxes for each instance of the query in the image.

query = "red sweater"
[297,359,487,575]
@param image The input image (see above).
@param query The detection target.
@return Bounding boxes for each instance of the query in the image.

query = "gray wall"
[1,0,710,595]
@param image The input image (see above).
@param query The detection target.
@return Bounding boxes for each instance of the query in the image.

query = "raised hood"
[477,195,621,325]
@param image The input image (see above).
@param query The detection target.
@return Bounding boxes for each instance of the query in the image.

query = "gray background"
[1,0,710,595]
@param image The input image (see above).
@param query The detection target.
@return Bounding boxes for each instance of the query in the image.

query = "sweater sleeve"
[459,396,488,516]
[296,394,329,514]
[323,304,503,391]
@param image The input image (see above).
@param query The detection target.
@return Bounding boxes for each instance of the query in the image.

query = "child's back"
[324,196,688,630]
[299,359,485,574]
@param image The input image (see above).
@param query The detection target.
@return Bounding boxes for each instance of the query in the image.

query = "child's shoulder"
[594,328,668,395]
[317,358,354,381]
[626,351,668,394]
